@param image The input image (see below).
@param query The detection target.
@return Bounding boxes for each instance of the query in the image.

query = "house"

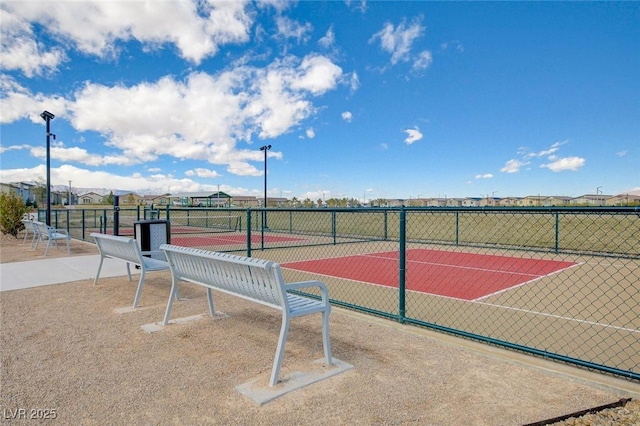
[545,196,572,206]
[141,194,171,206]
[79,192,104,205]
[605,193,640,206]
[571,194,611,206]
[499,197,521,207]
[461,197,481,207]
[520,196,547,207]
[231,195,259,208]
[170,191,233,207]
[118,192,144,205]
[0,181,37,205]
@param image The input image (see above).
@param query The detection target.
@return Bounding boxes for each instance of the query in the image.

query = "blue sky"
[1,0,638,202]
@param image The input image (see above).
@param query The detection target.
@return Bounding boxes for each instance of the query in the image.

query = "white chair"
[33,221,71,256]
[21,219,36,245]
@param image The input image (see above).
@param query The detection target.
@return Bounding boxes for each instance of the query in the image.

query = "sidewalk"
[0,255,127,292]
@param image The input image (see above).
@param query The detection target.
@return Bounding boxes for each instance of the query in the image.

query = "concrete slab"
[0,255,137,292]
[235,358,354,405]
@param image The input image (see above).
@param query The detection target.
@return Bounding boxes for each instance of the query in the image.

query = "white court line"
[360,253,540,277]
[475,300,640,335]
[473,262,583,301]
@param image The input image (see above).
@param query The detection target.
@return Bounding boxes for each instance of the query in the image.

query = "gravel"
[1,235,638,425]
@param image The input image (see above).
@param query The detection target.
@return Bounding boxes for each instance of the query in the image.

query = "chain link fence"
[45,206,639,380]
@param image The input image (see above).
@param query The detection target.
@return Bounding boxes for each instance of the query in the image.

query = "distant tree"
[103,191,114,205]
[33,178,47,206]
[0,192,27,238]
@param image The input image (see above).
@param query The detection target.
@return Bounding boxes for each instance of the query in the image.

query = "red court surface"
[282,249,577,301]
[171,234,303,246]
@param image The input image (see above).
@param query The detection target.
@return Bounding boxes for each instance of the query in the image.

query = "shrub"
[0,192,27,238]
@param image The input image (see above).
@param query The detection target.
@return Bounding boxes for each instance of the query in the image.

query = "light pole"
[40,111,55,225]
[260,144,271,229]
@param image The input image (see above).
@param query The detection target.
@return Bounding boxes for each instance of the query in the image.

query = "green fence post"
[81,210,86,240]
[383,210,388,240]
[398,207,406,323]
[555,211,560,254]
[455,211,459,245]
[332,211,337,244]
[246,208,252,257]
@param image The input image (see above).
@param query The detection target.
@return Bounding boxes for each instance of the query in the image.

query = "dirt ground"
[1,234,638,425]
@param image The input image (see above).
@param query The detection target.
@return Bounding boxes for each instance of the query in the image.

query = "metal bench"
[33,221,71,256]
[91,233,172,308]
[160,244,333,387]
[21,219,37,246]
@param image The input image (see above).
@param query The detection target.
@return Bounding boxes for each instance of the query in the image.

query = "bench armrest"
[284,280,330,303]
[141,250,164,257]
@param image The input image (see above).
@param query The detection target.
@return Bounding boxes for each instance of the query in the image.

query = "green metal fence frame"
[45,205,639,381]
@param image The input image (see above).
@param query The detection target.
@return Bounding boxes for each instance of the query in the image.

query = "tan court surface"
[1,235,638,425]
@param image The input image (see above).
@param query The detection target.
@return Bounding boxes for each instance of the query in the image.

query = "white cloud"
[275,16,313,44]
[349,71,360,92]
[540,156,585,172]
[1,0,253,69]
[0,143,29,154]
[370,18,424,65]
[318,26,335,49]
[440,40,464,52]
[185,168,222,178]
[413,50,433,71]
[403,127,423,145]
[342,111,353,122]
[305,128,316,138]
[0,76,70,123]
[291,55,343,95]
[523,140,567,158]
[0,8,67,77]
[617,150,628,157]
[1,53,340,175]
[500,159,529,173]
[475,173,494,179]
[0,164,210,194]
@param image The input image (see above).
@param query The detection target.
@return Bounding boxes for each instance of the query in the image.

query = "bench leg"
[44,238,53,256]
[132,270,146,308]
[270,316,291,387]
[206,288,214,317]
[322,309,333,366]
[162,278,179,326]
[93,256,105,285]
[65,236,70,254]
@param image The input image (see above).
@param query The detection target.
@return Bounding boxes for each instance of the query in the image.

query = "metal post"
[398,207,407,323]
[260,144,271,229]
[40,111,55,225]
[113,195,120,236]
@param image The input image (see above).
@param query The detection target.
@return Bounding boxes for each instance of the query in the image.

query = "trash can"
[134,220,170,260]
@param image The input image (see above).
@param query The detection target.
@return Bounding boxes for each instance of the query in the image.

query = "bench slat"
[91,233,171,308]
[160,244,333,386]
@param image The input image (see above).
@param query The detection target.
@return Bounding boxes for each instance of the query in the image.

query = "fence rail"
[42,205,639,381]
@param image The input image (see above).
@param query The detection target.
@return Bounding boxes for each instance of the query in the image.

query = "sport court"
[281,248,577,301]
